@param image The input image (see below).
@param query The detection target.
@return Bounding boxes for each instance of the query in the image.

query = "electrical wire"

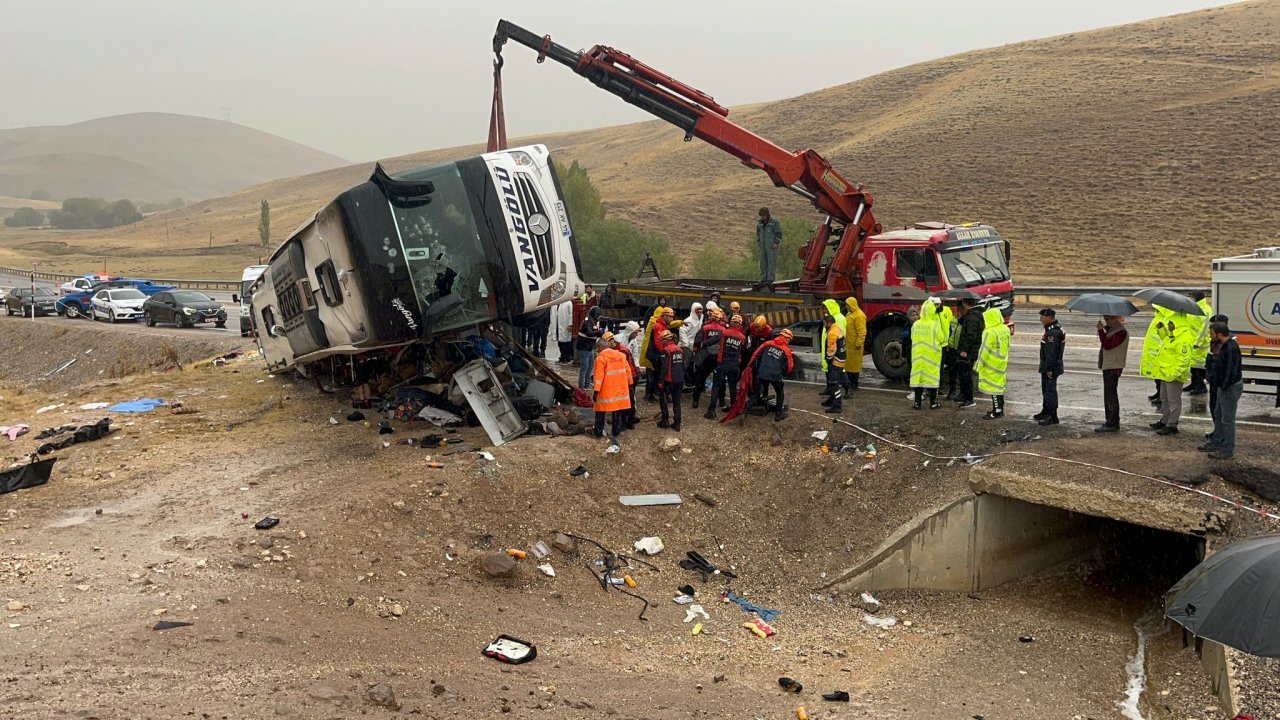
[792,407,1280,522]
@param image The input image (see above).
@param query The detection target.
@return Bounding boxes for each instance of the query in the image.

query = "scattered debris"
[346,411,365,421]
[723,591,778,621]
[673,594,696,605]
[481,553,517,578]
[683,604,710,623]
[822,691,851,702]
[107,398,166,413]
[254,516,279,530]
[35,404,65,414]
[619,494,682,507]
[693,493,718,507]
[1019,635,1035,643]
[778,677,803,693]
[660,437,682,453]
[506,548,527,559]
[569,464,588,477]
[810,430,829,442]
[328,416,340,425]
[551,533,574,554]
[864,614,898,629]
[6,601,27,612]
[365,683,400,709]
[536,563,556,577]
[860,592,882,613]
[530,541,551,559]
[633,536,665,555]
[152,620,194,631]
[482,635,537,664]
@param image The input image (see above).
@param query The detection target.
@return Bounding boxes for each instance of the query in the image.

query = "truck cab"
[858,223,1014,378]
[234,265,268,337]
[1212,247,1280,406]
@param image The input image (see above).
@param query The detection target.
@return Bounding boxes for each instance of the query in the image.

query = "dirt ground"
[1,324,1275,719]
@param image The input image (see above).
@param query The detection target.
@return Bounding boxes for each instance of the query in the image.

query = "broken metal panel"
[619,494,683,507]
[453,359,527,447]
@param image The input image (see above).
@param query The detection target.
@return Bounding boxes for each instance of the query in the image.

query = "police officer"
[1035,308,1065,425]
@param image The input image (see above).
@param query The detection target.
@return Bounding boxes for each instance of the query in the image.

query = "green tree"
[258,199,270,248]
[94,199,142,228]
[3,207,45,228]
[29,189,51,201]
[555,160,678,282]
[47,197,107,229]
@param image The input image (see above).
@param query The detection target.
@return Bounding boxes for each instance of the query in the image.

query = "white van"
[234,265,268,336]
[251,144,583,372]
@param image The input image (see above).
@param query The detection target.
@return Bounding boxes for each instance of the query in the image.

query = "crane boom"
[491,19,883,296]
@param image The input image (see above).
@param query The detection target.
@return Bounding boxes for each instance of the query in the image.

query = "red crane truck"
[489,20,1015,379]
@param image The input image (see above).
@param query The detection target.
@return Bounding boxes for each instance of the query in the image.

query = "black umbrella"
[1065,293,1138,316]
[1133,288,1204,316]
[1165,533,1280,658]
[933,289,982,302]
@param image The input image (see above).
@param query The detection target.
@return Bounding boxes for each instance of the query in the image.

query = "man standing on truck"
[1095,315,1129,433]
[954,298,984,409]
[1036,308,1066,426]
[1201,321,1242,460]
[757,207,782,286]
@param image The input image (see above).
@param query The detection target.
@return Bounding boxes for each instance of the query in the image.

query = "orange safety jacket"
[593,347,634,412]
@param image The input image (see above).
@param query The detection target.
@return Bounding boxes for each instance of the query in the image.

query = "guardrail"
[1013,285,1211,305]
[0,266,240,292]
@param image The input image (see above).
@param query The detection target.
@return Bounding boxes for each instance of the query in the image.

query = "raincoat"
[1153,312,1194,383]
[844,297,867,373]
[909,300,944,389]
[640,308,665,370]
[1190,297,1212,369]
[1139,307,1170,380]
[679,303,705,348]
[593,347,634,412]
[820,299,846,371]
[977,307,1010,395]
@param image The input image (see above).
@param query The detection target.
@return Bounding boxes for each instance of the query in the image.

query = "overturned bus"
[251,144,582,372]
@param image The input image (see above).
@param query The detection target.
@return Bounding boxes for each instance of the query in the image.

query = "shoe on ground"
[691,397,700,409]
[1037,416,1059,426]
[825,405,842,414]
[1147,393,1160,401]
[1155,426,1179,436]
[912,401,922,411]
[1149,420,1166,429]
[1032,411,1047,421]
[958,401,976,409]
[819,389,831,397]
[1197,442,1219,452]
[820,398,833,407]
[983,411,1004,420]
[1094,425,1119,433]
[929,401,941,410]
[1208,451,1233,460]
[703,411,716,420]
[1204,432,1213,439]
[656,420,670,429]
[774,411,789,421]
[671,424,682,432]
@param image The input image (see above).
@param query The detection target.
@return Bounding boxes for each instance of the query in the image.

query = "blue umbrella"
[1165,533,1280,658]
[1065,293,1138,316]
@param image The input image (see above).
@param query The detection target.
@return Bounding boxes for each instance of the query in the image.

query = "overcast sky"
[0,0,1235,161]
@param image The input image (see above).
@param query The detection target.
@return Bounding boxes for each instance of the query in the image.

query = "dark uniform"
[753,337,794,421]
[657,339,688,431]
[955,307,984,405]
[690,321,724,409]
[706,325,745,419]
[1037,313,1066,423]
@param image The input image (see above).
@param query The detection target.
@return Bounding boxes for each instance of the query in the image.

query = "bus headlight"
[509,151,534,167]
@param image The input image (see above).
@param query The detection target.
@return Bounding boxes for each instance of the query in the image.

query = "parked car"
[58,276,104,295]
[142,290,228,329]
[90,288,147,322]
[57,278,176,318]
[5,287,58,317]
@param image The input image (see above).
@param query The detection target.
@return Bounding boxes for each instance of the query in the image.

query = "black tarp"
[0,457,56,495]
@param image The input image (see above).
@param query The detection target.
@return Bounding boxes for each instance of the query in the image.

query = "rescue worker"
[977,307,1010,419]
[940,301,959,399]
[592,334,634,440]
[910,299,945,410]
[680,303,705,349]
[821,314,846,413]
[751,327,794,421]
[1035,308,1066,426]
[1143,307,1170,407]
[1148,311,1193,435]
[642,307,675,401]
[1184,291,1212,395]
[744,314,774,404]
[844,297,867,392]
[690,307,725,409]
[757,207,782,286]
[576,306,607,390]
[706,314,746,420]
[656,330,688,431]
[728,301,742,323]
[1095,314,1129,433]
[954,298,984,408]
[612,325,641,430]
[819,299,846,398]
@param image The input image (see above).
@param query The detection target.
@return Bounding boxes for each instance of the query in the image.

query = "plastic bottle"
[623,575,636,588]
[507,548,527,559]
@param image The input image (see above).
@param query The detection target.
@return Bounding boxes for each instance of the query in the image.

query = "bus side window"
[314,260,343,308]
[261,307,278,337]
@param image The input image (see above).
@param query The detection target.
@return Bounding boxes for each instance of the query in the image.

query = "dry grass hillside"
[3,1,1278,283]
[0,112,347,202]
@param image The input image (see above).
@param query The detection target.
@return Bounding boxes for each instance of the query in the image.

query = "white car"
[91,288,146,323]
[59,277,99,296]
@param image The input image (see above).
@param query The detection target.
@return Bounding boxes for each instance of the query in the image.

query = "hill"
[3,1,1278,284]
[0,112,348,202]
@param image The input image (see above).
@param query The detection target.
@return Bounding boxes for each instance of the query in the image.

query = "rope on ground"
[793,408,1280,522]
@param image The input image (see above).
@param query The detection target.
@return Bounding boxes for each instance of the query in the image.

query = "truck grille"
[514,172,555,280]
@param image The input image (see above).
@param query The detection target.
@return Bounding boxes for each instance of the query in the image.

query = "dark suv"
[5,287,58,317]
[141,290,228,328]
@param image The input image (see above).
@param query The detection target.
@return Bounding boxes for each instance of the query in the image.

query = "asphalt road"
[0,277,242,338]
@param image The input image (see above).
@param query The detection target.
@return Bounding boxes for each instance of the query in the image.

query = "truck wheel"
[871,325,909,381]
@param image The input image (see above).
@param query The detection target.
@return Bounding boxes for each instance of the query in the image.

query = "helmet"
[730,301,741,312]
[658,330,675,343]
[661,307,675,317]
[779,328,794,341]
[753,314,768,327]
[730,314,743,327]
[601,331,615,343]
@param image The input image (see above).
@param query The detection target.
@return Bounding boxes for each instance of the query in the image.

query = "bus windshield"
[941,243,1009,288]
[380,164,501,332]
